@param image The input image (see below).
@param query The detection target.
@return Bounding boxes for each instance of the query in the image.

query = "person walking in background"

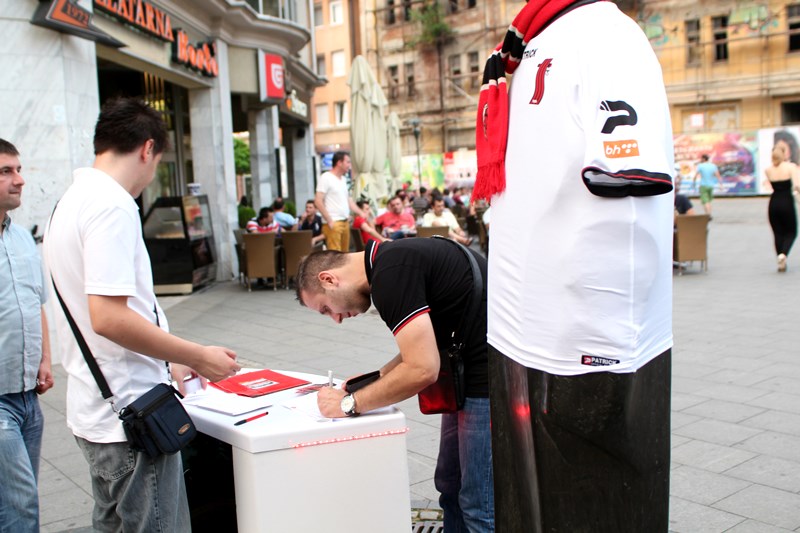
[44,98,240,532]
[764,146,799,272]
[314,151,364,251]
[0,139,54,532]
[694,154,721,217]
[473,0,674,530]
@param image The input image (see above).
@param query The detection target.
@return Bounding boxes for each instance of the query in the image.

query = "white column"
[188,39,237,281]
[291,125,315,204]
[248,106,281,209]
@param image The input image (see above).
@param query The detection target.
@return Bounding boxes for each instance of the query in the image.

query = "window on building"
[685,19,701,66]
[449,54,462,93]
[448,0,458,14]
[315,103,330,127]
[332,50,346,77]
[403,0,412,21]
[788,4,800,51]
[405,62,415,97]
[314,3,323,25]
[782,101,800,123]
[466,0,476,8]
[330,0,343,25]
[712,15,729,62]
[334,101,348,124]
[388,65,399,100]
[386,0,396,25]
[316,54,326,77]
[468,51,480,89]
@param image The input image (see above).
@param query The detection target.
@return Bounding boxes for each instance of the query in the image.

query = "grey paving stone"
[671,440,756,473]
[736,431,800,462]
[714,485,800,530]
[673,418,764,446]
[668,496,745,533]
[669,465,751,506]
[682,399,766,424]
[725,455,800,493]
[725,519,795,532]
[740,410,800,437]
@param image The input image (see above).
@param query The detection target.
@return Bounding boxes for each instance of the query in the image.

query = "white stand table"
[184,370,411,532]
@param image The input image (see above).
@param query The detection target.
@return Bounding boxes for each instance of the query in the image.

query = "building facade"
[311,0,361,166]
[634,0,800,134]
[4,0,324,281]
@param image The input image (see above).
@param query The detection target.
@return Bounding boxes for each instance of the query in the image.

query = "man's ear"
[318,271,337,290]
[140,139,155,161]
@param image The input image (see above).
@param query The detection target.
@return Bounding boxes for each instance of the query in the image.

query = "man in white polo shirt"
[314,151,364,251]
[474,1,674,530]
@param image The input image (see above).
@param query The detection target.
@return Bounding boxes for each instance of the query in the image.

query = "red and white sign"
[259,50,285,102]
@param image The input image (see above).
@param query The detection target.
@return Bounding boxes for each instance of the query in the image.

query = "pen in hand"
[328,370,333,388]
[234,411,269,426]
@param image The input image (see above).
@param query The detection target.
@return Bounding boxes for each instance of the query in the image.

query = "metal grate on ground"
[411,521,444,533]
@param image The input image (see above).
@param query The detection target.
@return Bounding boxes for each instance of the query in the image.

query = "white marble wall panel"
[189,40,237,281]
[248,107,277,209]
[0,0,99,234]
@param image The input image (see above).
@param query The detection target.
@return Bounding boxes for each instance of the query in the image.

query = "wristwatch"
[340,393,359,417]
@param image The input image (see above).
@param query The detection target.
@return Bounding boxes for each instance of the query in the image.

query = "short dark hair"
[356,199,369,209]
[306,199,315,206]
[258,207,274,220]
[700,154,710,162]
[94,97,168,156]
[295,250,348,304]
[332,151,350,167]
[272,198,285,210]
[431,196,445,205]
[0,139,19,157]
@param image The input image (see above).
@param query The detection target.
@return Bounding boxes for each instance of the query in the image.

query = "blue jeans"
[434,397,494,533]
[0,390,43,533]
[75,437,190,533]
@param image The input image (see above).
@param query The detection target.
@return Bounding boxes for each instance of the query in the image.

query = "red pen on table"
[234,411,269,426]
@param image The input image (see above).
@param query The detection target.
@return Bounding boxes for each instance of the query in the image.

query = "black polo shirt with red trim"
[364,238,488,397]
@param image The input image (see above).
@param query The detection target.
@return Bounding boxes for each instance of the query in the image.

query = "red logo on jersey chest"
[529,58,553,105]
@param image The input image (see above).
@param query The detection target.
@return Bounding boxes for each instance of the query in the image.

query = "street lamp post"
[409,117,422,191]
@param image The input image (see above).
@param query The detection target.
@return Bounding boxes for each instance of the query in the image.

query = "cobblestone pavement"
[36,197,800,532]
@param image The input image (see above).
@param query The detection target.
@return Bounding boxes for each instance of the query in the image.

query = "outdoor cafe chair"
[673,214,710,274]
[281,230,313,289]
[241,232,279,291]
[416,226,449,238]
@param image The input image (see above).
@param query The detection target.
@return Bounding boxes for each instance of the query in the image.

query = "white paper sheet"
[182,387,272,416]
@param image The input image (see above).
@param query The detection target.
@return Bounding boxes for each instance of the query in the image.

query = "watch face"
[341,395,355,414]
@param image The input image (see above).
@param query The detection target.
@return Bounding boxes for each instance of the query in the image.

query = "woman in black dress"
[765,146,799,272]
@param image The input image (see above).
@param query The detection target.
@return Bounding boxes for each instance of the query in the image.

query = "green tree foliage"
[234,138,250,175]
[408,1,453,48]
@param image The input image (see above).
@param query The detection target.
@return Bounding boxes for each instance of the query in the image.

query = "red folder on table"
[210,369,309,397]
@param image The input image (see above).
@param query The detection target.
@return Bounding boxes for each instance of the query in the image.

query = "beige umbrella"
[386,112,402,194]
[348,55,388,203]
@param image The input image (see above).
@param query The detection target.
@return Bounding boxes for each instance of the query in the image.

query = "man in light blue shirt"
[694,154,721,217]
[272,197,298,230]
[0,138,54,531]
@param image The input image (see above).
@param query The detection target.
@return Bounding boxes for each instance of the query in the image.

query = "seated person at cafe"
[298,199,326,247]
[354,200,390,245]
[422,196,472,246]
[272,197,298,230]
[674,175,695,217]
[246,207,281,233]
[374,195,416,239]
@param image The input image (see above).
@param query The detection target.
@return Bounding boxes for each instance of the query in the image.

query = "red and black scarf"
[473,0,600,201]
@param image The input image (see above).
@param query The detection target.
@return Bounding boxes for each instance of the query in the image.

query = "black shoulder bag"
[51,282,197,458]
[417,237,483,414]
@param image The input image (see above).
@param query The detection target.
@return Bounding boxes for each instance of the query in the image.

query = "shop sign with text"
[94,0,174,41]
[172,30,218,77]
[31,0,124,47]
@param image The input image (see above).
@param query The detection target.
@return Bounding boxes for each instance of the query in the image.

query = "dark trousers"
[488,347,671,533]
